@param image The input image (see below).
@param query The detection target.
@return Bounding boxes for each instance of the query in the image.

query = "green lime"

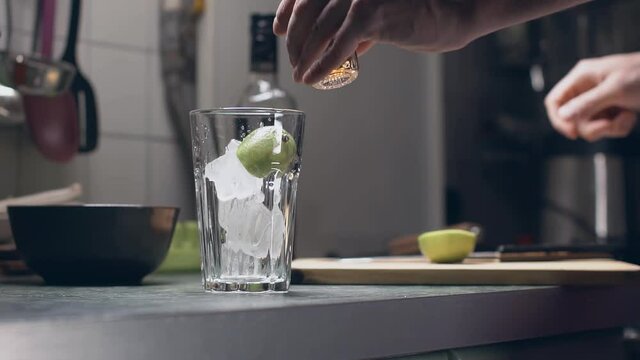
[236,126,297,178]
[417,229,477,263]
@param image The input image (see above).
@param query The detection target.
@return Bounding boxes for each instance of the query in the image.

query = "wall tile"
[76,41,91,73]
[146,0,159,51]
[53,37,64,59]
[16,138,91,200]
[147,141,195,219]
[10,33,32,55]
[89,0,151,49]
[54,0,70,40]
[11,0,156,206]
[0,3,6,39]
[147,52,174,139]
[52,38,90,70]
[89,45,147,136]
[6,0,90,45]
[87,136,147,204]
[11,0,36,34]
[54,0,92,45]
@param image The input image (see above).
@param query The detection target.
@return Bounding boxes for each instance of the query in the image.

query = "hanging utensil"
[0,0,25,125]
[61,0,98,152]
[22,0,79,163]
[12,0,75,97]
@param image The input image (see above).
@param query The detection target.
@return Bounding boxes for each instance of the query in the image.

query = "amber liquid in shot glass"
[312,53,359,90]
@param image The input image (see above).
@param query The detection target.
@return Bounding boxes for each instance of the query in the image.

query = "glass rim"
[190,107,305,117]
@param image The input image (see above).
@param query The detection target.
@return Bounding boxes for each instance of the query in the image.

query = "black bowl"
[8,205,179,285]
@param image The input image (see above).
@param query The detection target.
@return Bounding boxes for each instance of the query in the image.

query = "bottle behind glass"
[237,14,297,109]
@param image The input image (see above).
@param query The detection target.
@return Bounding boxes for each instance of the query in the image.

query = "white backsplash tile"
[147,141,195,218]
[10,33,33,55]
[89,0,152,49]
[53,37,64,59]
[0,4,6,39]
[76,41,91,73]
[16,138,91,200]
[54,0,70,40]
[147,52,174,139]
[146,0,160,51]
[11,0,36,34]
[54,0,93,57]
[52,38,90,71]
[54,0,92,46]
[87,136,147,204]
[6,0,91,45]
[11,0,175,209]
[89,45,147,136]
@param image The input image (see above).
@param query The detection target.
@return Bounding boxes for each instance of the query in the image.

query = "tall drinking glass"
[190,108,305,292]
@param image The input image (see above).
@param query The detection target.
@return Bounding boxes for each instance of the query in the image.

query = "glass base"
[204,278,289,292]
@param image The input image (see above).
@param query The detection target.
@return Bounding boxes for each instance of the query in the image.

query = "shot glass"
[312,53,359,90]
[190,108,305,292]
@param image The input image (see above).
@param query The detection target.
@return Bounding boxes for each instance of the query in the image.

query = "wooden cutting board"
[291,257,640,285]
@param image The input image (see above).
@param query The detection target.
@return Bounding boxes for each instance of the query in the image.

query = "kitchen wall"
[2,0,195,218]
[0,0,444,257]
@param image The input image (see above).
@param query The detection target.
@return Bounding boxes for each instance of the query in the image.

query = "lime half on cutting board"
[418,229,477,263]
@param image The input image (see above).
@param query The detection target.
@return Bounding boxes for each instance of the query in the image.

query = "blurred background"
[1,0,639,261]
[0,0,443,259]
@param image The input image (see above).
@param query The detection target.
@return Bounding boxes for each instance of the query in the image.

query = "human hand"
[545,53,640,142]
[273,0,472,85]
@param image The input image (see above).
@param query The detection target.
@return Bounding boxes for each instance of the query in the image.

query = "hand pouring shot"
[2,1,640,360]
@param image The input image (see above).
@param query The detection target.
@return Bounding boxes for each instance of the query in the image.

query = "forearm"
[464,0,592,42]
[411,0,591,52]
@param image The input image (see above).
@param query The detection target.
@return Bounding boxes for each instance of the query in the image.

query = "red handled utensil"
[23,0,79,163]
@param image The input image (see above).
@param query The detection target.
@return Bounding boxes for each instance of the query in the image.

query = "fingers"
[576,119,614,142]
[294,0,351,82]
[355,40,374,55]
[278,0,376,85]
[301,4,370,85]
[302,26,361,85]
[608,110,638,138]
[547,62,595,105]
[285,0,329,67]
[576,109,637,142]
[546,102,578,140]
[547,115,577,140]
[274,0,296,36]
[545,66,596,139]
[557,76,620,123]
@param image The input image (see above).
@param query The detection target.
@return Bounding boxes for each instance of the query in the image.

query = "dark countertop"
[0,274,639,360]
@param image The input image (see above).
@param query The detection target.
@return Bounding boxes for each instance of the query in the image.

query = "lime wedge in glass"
[236,126,297,178]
